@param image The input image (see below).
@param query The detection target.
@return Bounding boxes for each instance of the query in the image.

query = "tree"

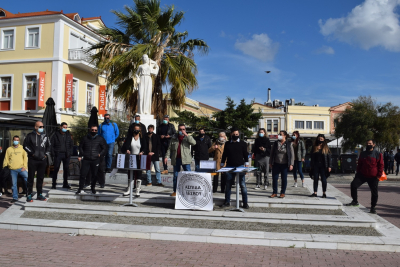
[335,96,400,151]
[91,0,209,118]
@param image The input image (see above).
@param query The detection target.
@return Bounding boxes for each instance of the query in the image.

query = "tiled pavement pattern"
[1,228,400,267]
[334,183,400,229]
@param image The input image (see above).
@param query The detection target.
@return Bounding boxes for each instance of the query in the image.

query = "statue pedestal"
[138,114,157,132]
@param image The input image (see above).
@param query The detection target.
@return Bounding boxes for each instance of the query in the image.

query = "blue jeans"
[293,160,304,181]
[173,158,191,192]
[146,161,161,184]
[10,168,28,200]
[224,168,248,205]
[272,163,288,194]
[105,142,115,169]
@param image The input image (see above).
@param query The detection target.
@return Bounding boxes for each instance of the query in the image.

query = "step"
[23,202,375,227]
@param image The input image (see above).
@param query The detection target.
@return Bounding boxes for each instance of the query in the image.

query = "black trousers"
[79,159,100,190]
[161,141,170,170]
[85,157,105,186]
[213,172,226,193]
[351,174,379,208]
[27,159,47,196]
[52,153,70,186]
[313,165,327,193]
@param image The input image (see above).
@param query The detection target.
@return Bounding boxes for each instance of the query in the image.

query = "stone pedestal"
[138,114,157,133]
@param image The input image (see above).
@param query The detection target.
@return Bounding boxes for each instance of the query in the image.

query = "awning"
[328,137,344,148]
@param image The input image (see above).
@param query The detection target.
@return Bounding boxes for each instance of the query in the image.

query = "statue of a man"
[135,54,159,115]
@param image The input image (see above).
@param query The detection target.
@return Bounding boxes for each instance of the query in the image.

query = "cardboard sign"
[38,71,45,107]
[65,74,73,108]
[175,172,213,211]
[140,155,151,170]
[115,154,151,170]
[98,85,106,116]
[129,155,138,169]
[116,154,126,169]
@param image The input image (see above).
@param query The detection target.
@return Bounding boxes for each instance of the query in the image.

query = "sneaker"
[147,183,152,187]
[11,199,18,203]
[51,185,56,189]
[309,193,317,197]
[346,201,359,207]
[293,182,298,187]
[26,194,33,202]
[0,192,2,197]
[36,194,47,201]
[279,194,285,198]
[370,207,377,214]
[99,184,105,188]
[91,188,96,195]
[322,194,327,198]
[155,183,164,187]
[84,184,90,189]
[264,185,268,190]
[302,183,305,188]
[170,192,176,197]
[220,203,230,208]
[270,194,277,198]
[161,170,168,174]
[62,184,72,189]
[243,203,250,209]
[254,185,260,190]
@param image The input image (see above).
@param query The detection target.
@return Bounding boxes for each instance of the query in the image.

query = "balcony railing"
[68,49,94,63]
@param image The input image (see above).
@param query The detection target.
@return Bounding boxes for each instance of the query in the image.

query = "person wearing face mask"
[98,114,119,173]
[76,125,107,195]
[309,134,332,198]
[158,115,176,174]
[346,139,383,214]
[193,128,212,172]
[3,136,28,202]
[23,121,51,202]
[269,131,294,198]
[130,114,147,136]
[208,132,228,193]
[122,123,148,195]
[145,125,163,186]
[164,123,196,196]
[252,128,271,190]
[220,128,249,209]
[291,131,306,188]
[50,122,73,189]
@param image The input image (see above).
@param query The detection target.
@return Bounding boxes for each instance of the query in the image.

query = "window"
[1,77,11,98]
[295,121,304,129]
[72,79,78,111]
[267,120,272,132]
[26,76,37,98]
[252,125,259,132]
[86,84,94,113]
[306,121,312,129]
[273,120,278,132]
[0,10,6,17]
[314,121,324,130]
[27,28,39,47]
[2,29,14,49]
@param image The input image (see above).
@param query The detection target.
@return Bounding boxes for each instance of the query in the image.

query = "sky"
[3,0,400,109]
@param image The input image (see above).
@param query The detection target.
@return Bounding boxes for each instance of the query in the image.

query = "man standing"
[23,121,50,202]
[98,114,119,173]
[146,125,163,186]
[3,136,28,202]
[164,123,195,196]
[50,122,73,189]
[346,139,383,214]
[220,128,249,209]
[130,114,147,135]
[77,125,107,194]
[159,115,176,174]
[388,150,395,174]
[193,128,212,172]
[395,149,400,176]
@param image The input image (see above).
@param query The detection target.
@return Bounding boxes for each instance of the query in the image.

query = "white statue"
[135,54,159,115]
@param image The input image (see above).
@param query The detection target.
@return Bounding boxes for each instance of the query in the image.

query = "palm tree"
[91,0,209,119]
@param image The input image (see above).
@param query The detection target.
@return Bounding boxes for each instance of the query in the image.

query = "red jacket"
[357,149,384,178]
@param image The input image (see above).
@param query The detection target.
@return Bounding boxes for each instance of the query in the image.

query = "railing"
[68,49,94,63]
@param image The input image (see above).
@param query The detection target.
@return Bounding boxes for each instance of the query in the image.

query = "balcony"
[68,49,96,72]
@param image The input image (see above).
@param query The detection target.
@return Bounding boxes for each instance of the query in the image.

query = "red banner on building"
[38,71,45,107]
[99,85,106,116]
[65,74,73,108]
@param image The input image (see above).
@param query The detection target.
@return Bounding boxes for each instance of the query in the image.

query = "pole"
[122,169,138,207]
[229,172,245,213]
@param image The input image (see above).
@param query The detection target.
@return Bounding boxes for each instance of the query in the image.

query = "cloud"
[319,0,400,51]
[234,33,279,61]
[314,45,335,55]
[219,31,226,38]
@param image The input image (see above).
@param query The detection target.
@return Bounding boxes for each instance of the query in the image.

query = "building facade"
[251,102,285,140]
[329,102,352,135]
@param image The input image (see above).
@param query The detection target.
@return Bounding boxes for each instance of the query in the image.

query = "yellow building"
[0,8,107,127]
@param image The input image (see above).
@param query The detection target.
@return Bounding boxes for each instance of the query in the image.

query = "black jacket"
[79,134,107,160]
[395,152,400,163]
[146,133,161,161]
[128,122,147,136]
[221,140,248,167]
[23,131,50,160]
[50,130,73,157]
[122,131,149,155]
[158,122,176,142]
[252,137,271,157]
[193,135,212,160]
[310,150,332,169]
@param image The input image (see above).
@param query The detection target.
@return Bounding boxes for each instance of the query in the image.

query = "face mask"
[105,118,110,123]
[366,145,373,151]
[316,140,323,145]
[148,131,153,135]
[231,135,239,141]
[219,137,225,142]
[163,120,168,124]
[179,131,184,136]
[90,132,97,137]
[292,136,296,140]
[133,130,140,135]
[13,141,19,146]
[135,120,140,124]
[38,128,44,133]
[62,128,67,133]
[259,133,264,137]
[199,133,205,137]
[277,135,283,140]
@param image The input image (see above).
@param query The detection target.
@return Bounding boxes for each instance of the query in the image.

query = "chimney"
[290,98,295,106]
[265,88,273,107]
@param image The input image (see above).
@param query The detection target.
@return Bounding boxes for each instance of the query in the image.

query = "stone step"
[23,202,375,227]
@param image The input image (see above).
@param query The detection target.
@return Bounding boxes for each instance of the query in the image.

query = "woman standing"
[252,128,271,190]
[121,124,148,196]
[310,134,331,198]
[208,132,227,193]
[269,131,294,198]
[292,131,306,188]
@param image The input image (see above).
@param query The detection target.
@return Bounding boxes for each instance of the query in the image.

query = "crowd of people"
[0,114,387,214]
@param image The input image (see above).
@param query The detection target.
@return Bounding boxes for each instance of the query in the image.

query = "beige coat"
[208,142,226,170]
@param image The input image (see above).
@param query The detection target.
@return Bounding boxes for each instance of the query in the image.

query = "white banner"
[175,172,213,211]
[116,154,126,169]
[129,155,137,169]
